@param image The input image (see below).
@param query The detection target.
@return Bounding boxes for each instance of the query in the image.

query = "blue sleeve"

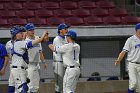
[26,41,33,49]
[0,44,8,57]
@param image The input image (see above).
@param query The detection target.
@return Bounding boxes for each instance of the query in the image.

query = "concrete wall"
[0,25,135,38]
[0,80,128,93]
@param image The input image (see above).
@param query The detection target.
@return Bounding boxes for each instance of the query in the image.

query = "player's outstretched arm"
[32,31,48,46]
[115,51,126,66]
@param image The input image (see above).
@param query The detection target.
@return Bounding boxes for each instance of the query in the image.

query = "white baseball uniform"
[6,40,15,87]
[53,35,67,92]
[25,35,42,93]
[10,40,32,93]
[55,42,80,93]
[123,35,140,92]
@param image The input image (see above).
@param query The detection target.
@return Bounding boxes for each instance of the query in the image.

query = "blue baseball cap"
[58,23,70,31]
[10,25,26,37]
[66,30,77,39]
[25,23,35,31]
[135,23,140,31]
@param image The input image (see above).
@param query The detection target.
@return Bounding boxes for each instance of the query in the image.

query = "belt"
[12,66,27,70]
[129,62,140,64]
[54,61,63,62]
[69,66,80,68]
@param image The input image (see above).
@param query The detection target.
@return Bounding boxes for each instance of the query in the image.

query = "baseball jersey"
[123,35,140,62]
[55,43,80,67]
[53,35,67,62]
[0,43,8,70]
[11,40,33,68]
[25,35,42,63]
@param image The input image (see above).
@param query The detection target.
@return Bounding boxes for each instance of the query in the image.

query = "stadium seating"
[35,9,54,18]
[42,2,60,10]
[16,10,34,18]
[5,2,22,10]
[122,16,140,25]
[84,16,103,25]
[47,17,65,26]
[0,19,8,27]
[0,0,10,2]
[0,3,4,10]
[54,9,73,17]
[23,2,41,10]
[0,0,137,27]
[0,10,16,18]
[109,7,128,17]
[72,9,91,17]
[12,0,27,2]
[78,1,97,9]
[60,1,78,10]
[28,18,47,26]
[96,1,115,9]
[91,8,109,17]
[65,17,84,25]
[103,16,122,25]
[8,18,27,25]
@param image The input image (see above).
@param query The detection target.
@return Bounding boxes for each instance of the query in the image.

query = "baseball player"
[8,25,47,93]
[6,40,17,93]
[53,23,69,93]
[115,23,140,93]
[25,23,46,93]
[0,43,9,76]
[45,30,81,93]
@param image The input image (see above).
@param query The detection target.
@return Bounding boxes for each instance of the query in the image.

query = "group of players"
[0,23,81,93]
[3,22,140,93]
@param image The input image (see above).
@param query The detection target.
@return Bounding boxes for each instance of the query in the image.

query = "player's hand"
[0,68,6,76]
[44,63,48,70]
[41,31,49,42]
[115,60,120,66]
[23,32,27,40]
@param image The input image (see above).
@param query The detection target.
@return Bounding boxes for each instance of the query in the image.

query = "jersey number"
[74,50,75,60]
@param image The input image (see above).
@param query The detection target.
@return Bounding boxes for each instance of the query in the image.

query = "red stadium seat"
[65,17,84,26]
[23,2,41,10]
[103,16,122,25]
[28,18,47,26]
[96,1,115,9]
[0,19,8,27]
[60,1,78,10]
[78,1,97,9]
[9,18,27,25]
[47,17,65,26]
[0,3,4,10]
[54,9,73,17]
[5,2,22,10]
[72,9,91,17]
[0,0,10,2]
[16,10,34,18]
[42,2,60,10]
[84,16,103,25]
[35,9,53,18]
[122,16,140,25]
[91,8,109,17]
[12,0,26,2]
[30,0,46,2]
[109,8,128,17]
[0,10,16,18]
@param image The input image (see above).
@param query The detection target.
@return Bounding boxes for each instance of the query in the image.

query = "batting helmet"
[25,23,35,31]
[66,30,77,39]
[10,25,26,37]
[135,23,140,31]
[58,23,70,33]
